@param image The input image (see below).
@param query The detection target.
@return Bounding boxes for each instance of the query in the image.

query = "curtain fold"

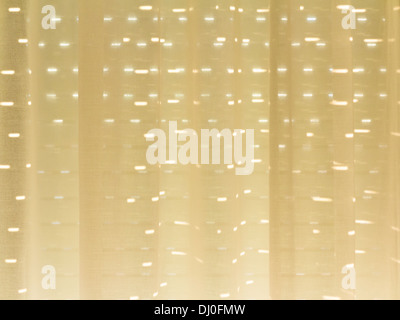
[0,0,399,300]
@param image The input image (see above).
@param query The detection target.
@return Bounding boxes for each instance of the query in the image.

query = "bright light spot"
[354,129,370,134]
[0,102,14,107]
[135,101,148,107]
[252,68,267,73]
[356,220,373,225]
[135,69,149,75]
[305,37,320,42]
[332,69,349,74]
[331,100,348,106]
[332,165,349,171]
[174,221,190,226]
[171,251,187,256]
[312,196,332,203]
[1,70,15,75]
[5,259,17,264]
[168,99,180,104]
[142,262,152,267]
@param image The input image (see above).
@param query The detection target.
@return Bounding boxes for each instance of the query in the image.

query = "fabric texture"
[0,0,399,300]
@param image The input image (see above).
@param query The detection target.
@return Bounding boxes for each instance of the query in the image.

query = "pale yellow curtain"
[0,0,399,300]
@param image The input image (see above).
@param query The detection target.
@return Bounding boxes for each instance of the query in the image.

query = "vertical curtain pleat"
[0,0,29,300]
[27,0,79,300]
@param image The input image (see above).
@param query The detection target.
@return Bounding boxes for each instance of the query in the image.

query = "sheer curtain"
[0,0,398,300]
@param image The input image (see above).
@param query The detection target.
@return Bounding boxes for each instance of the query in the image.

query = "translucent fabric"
[0,0,399,300]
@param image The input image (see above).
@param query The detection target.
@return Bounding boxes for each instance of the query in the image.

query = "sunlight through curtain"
[0,0,399,300]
